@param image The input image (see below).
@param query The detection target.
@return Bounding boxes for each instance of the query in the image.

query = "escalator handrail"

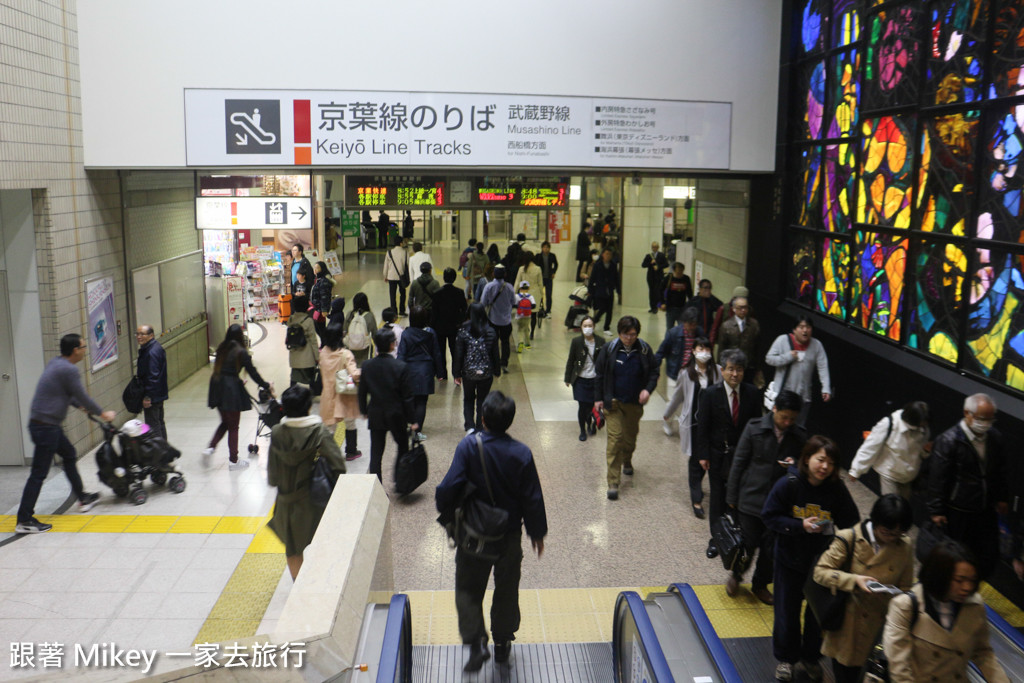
[376,593,412,683]
[613,591,675,683]
[985,604,1024,652]
[669,583,744,683]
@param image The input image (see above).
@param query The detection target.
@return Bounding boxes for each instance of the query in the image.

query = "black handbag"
[915,519,948,563]
[804,532,852,631]
[310,367,323,396]
[394,432,428,495]
[122,375,145,414]
[310,452,338,509]
[711,511,748,573]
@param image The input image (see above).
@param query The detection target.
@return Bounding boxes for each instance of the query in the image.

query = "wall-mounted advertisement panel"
[184,89,731,170]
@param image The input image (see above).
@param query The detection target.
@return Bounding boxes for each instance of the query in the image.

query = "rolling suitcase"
[395,432,428,495]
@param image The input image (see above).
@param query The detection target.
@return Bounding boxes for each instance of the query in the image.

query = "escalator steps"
[412,642,615,682]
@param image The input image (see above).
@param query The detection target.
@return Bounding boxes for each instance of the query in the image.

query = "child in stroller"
[94,417,185,506]
[565,283,591,331]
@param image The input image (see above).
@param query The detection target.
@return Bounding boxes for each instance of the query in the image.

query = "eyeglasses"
[76,345,87,350]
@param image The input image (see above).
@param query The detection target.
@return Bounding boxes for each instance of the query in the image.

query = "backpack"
[344,313,370,351]
[463,333,492,378]
[285,322,307,350]
[516,294,533,318]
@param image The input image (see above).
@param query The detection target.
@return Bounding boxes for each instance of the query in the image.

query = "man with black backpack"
[435,391,547,673]
[286,294,319,387]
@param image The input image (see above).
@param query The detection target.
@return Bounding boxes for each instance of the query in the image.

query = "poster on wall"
[85,276,118,373]
[324,250,343,276]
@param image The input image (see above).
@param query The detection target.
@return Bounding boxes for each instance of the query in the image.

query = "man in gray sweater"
[16,333,116,533]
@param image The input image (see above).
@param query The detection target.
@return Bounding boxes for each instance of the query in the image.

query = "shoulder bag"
[449,435,510,561]
[763,334,795,411]
[123,375,145,414]
[310,433,339,509]
[389,250,410,288]
[335,367,358,395]
[803,531,853,631]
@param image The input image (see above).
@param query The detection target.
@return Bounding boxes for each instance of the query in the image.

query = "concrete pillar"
[621,178,665,310]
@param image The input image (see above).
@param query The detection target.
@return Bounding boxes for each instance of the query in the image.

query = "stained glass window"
[817,237,851,319]
[827,50,860,138]
[857,115,916,228]
[964,247,1024,389]
[989,1,1024,99]
[796,60,827,140]
[916,111,979,234]
[976,103,1024,242]
[791,232,817,306]
[799,0,827,56]
[832,0,861,48]
[849,231,908,340]
[907,239,966,363]
[926,0,989,105]
[863,4,923,111]
[823,141,857,232]
[796,146,823,227]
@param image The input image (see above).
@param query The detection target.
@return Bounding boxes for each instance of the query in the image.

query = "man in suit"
[715,296,760,382]
[641,241,670,313]
[695,348,761,558]
[534,241,558,318]
[357,328,417,483]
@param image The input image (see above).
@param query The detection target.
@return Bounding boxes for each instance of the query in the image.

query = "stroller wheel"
[113,483,130,498]
[129,488,148,506]
[168,476,186,494]
[151,471,167,486]
[248,444,259,454]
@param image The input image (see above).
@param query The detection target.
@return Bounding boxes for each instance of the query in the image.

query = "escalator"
[354,583,743,682]
[970,606,1024,683]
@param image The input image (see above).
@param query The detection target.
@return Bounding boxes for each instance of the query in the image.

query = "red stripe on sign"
[294,100,311,144]
[231,202,237,215]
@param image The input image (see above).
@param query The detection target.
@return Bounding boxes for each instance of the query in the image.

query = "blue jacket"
[655,324,704,380]
[396,327,443,396]
[762,466,860,570]
[137,339,168,402]
[436,431,548,540]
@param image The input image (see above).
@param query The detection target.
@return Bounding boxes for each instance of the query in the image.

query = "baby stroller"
[565,284,591,331]
[93,416,185,505]
[248,386,283,455]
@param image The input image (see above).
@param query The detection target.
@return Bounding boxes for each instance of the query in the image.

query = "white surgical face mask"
[695,351,712,363]
[582,326,594,336]
[970,421,993,436]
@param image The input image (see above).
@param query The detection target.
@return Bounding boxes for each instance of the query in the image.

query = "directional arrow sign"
[196,196,312,230]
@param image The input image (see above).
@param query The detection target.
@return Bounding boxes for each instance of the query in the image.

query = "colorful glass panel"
[817,237,851,318]
[797,146,824,227]
[907,239,965,363]
[926,0,989,105]
[964,247,1024,389]
[977,103,1024,242]
[791,232,817,306]
[832,0,861,48]
[857,115,916,228]
[796,60,827,140]
[823,141,857,232]
[916,111,979,234]
[989,1,1024,99]
[850,231,908,340]
[827,49,860,138]
[800,0,827,55]
[863,4,923,110]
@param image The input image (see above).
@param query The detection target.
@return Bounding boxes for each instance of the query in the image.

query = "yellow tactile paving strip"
[0,514,266,534]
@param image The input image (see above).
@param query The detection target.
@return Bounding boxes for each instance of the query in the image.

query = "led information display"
[346,176,445,207]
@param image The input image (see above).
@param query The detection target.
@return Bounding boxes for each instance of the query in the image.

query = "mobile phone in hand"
[866,581,900,594]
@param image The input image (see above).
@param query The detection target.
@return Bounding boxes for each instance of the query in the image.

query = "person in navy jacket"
[762,434,860,682]
[136,324,168,440]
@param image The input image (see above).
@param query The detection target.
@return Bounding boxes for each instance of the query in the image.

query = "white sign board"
[185,89,731,170]
[196,197,312,230]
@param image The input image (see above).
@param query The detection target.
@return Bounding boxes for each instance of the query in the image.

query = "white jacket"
[382,246,408,282]
[848,409,930,484]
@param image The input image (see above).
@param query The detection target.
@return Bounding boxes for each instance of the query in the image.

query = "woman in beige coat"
[318,325,362,460]
[813,494,914,683]
[882,540,1008,683]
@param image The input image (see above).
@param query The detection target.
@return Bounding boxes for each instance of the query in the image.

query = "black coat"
[397,327,443,396]
[576,231,591,261]
[358,354,414,430]
[641,251,669,285]
[534,251,559,279]
[593,338,660,406]
[564,334,605,385]
[453,323,501,380]
[927,423,1008,516]
[432,284,468,332]
[207,346,269,412]
[694,382,761,476]
[589,259,620,299]
[137,339,168,403]
[727,414,809,516]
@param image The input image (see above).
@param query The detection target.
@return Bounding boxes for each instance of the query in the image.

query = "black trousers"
[490,321,512,368]
[707,470,728,538]
[455,528,524,643]
[388,280,407,313]
[576,260,588,282]
[369,423,408,483]
[773,558,822,664]
[19,423,84,522]
[462,377,493,431]
[688,454,706,506]
[947,508,1000,580]
[541,277,553,312]
[592,297,614,331]
[647,281,661,311]
[437,327,458,379]
[411,394,428,431]
[143,401,166,442]
[736,510,774,590]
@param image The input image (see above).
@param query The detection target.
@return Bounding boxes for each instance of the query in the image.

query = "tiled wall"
[694,178,750,297]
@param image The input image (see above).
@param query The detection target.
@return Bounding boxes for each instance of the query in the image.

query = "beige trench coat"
[812,524,914,666]
[319,347,360,426]
[883,584,1008,683]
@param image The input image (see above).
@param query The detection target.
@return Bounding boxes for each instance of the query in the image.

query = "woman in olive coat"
[268,384,346,580]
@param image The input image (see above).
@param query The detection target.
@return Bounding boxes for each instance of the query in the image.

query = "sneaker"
[15,518,52,534]
[662,421,675,436]
[607,488,619,500]
[228,459,250,471]
[414,432,427,442]
[78,492,100,513]
[602,329,613,336]
[802,660,823,682]
[525,342,532,349]
[622,465,634,476]
[466,428,476,436]
[493,640,511,664]
[201,447,214,468]
[517,342,524,354]
[345,451,363,461]
[774,662,792,681]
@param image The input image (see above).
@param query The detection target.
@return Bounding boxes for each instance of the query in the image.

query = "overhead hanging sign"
[184,89,731,170]
[195,196,312,230]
